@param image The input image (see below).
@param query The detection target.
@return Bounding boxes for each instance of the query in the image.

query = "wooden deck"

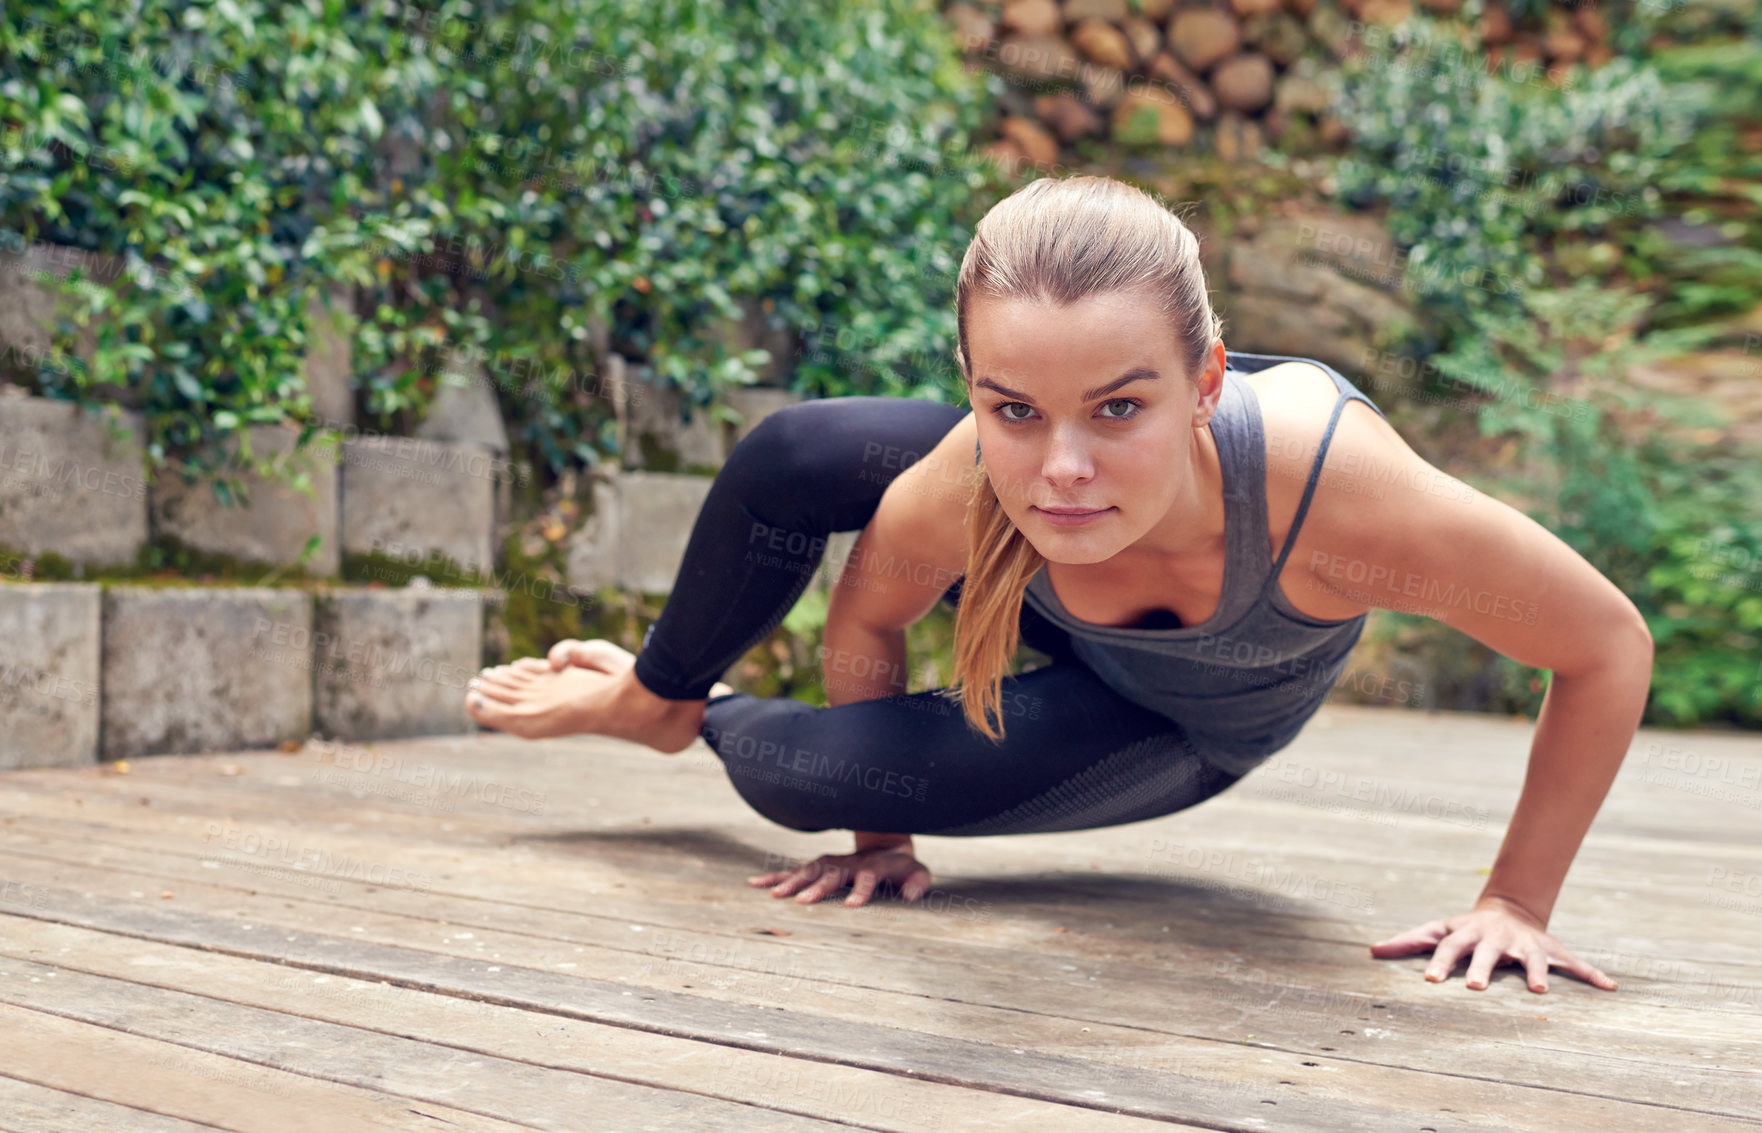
[0,703,1757,1132]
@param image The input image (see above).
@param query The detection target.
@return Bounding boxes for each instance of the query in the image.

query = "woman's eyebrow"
[974,367,1163,404]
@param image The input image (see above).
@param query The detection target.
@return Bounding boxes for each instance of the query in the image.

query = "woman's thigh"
[700,657,1244,837]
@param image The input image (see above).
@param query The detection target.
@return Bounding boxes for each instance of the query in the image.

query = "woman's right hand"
[748,838,933,907]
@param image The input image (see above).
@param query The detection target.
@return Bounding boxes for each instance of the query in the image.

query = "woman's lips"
[1033,505,1112,526]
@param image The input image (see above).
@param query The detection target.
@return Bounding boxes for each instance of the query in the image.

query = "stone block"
[624,370,727,472]
[563,469,622,593]
[0,241,141,408]
[1262,211,1404,282]
[1228,240,1338,301]
[722,387,805,449]
[101,587,313,759]
[301,285,355,427]
[1223,293,1363,375]
[341,436,501,576]
[0,395,148,568]
[313,587,482,742]
[0,582,101,769]
[614,472,714,594]
[417,349,510,455]
[150,423,341,576]
[710,298,800,386]
[0,245,63,367]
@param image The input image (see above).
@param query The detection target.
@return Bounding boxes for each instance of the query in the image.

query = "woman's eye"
[1099,399,1139,419]
[1000,403,1033,421]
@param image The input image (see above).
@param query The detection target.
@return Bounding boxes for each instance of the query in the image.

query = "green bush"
[1327,1,1762,725]
[1,0,1002,497]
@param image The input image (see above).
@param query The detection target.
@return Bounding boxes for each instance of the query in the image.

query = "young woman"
[465,176,1651,995]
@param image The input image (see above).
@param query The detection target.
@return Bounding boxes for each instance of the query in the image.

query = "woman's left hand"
[1369,895,1619,993]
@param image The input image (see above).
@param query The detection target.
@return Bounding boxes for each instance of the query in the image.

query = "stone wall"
[0,580,486,767]
[1201,208,1419,371]
[950,0,1615,167]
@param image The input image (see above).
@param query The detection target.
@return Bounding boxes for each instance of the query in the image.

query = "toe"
[557,639,635,672]
[471,679,522,705]
[477,667,532,693]
[467,691,516,733]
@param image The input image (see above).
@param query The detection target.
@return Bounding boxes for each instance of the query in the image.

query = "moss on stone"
[635,431,680,472]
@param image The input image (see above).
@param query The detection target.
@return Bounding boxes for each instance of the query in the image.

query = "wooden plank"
[0,1001,544,1132]
[4,787,1759,1017]
[34,702,1757,846]
[0,914,1215,1133]
[9,755,1760,968]
[0,893,1501,1133]
[12,720,1757,919]
[6,859,1754,1133]
[0,1074,232,1133]
[2,713,1758,1127]
[6,830,1758,1123]
[9,720,1755,951]
[4,789,1759,1094]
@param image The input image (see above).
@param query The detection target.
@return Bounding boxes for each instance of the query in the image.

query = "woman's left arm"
[1304,409,1655,993]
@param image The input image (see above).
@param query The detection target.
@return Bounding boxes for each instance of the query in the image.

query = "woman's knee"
[703,696,931,833]
[731,396,960,484]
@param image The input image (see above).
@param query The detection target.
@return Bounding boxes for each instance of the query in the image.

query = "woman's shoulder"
[1245,360,1487,620]
[1244,361,1401,620]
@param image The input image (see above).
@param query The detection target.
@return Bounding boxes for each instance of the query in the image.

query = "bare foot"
[464,639,732,752]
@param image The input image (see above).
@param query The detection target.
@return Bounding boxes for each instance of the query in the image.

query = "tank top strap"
[1266,394,1348,582]
[1238,354,1386,584]
[1210,369,1275,614]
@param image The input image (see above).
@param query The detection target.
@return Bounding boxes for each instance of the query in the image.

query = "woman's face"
[963,289,1223,565]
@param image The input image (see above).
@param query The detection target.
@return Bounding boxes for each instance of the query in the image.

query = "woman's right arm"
[821,409,977,707]
[820,410,977,853]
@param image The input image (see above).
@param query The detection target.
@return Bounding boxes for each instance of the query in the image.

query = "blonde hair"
[937,175,1225,742]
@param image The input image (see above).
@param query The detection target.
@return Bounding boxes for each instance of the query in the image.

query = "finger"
[511,657,553,674]
[1524,948,1550,994]
[1369,920,1451,957]
[846,869,880,907]
[748,871,790,887]
[1425,931,1476,982]
[1552,945,1620,991]
[768,865,820,898]
[1464,939,1507,991]
[794,866,851,904]
[900,866,933,902]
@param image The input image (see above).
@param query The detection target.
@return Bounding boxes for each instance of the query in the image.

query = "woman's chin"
[1024,530,1123,564]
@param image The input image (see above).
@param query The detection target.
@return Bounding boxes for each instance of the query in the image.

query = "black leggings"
[630,396,1244,837]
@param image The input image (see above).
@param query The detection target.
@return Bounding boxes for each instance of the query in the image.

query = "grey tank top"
[989,351,1389,777]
